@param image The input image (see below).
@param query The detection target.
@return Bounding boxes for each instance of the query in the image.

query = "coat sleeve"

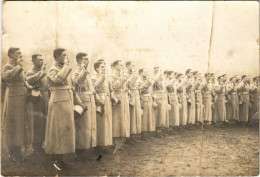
[73,69,88,85]
[237,82,245,92]
[25,70,46,86]
[177,83,183,92]
[94,75,105,87]
[214,84,224,94]
[109,75,128,90]
[226,83,234,94]
[201,82,206,92]
[154,73,162,83]
[193,82,199,90]
[73,89,83,106]
[127,73,139,89]
[166,79,174,88]
[140,79,152,91]
[249,84,257,93]
[2,64,23,82]
[186,83,192,91]
[48,65,72,84]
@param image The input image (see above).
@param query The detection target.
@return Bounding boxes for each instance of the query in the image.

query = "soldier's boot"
[58,153,76,168]
[25,144,34,159]
[8,146,24,163]
[75,149,87,161]
[33,143,45,155]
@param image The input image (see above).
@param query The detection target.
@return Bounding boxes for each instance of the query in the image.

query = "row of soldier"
[2,47,259,168]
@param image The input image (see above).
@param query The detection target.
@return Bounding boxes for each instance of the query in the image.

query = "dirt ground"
[1,123,259,176]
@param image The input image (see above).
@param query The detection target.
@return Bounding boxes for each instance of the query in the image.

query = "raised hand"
[65,57,70,66]
[41,63,47,72]
[17,57,23,67]
[81,63,87,70]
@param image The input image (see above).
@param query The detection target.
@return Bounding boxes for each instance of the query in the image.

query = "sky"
[2,1,259,77]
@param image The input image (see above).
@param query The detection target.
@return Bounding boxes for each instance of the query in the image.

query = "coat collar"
[33,65,41,72]
[8,59,18,66]
[54,62,64,69]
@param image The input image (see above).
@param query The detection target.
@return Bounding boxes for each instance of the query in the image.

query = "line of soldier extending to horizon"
[2,47,259,169]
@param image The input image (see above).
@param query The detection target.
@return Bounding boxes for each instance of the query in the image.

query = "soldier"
[177,73,188,126]
[72,52,96,158]
[194,72,204,124]
[202,73,214,125]
[164,70,171,128]
[213,75,226,124]
[2,47,28,162]
[137,68,156,133]
[152,67,167,130]
[109,60,130,143]
[237,75,250,123]
[92,61,113,148]
[125,61,142,136]
[25,54,49,154]
[225,75,232,122]
[249,76,259,119]
[222,74,229,123]
[211,73,216,123]
[226,76,239,122]
[166,71,180,127]
[186,69,196,125]
[45,48,84,167]
[236,75,243,106]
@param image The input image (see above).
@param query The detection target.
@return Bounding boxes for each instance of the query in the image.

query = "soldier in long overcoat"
[210,73,216,123]
[164,70,170,128]
[202,73,214,124]
[213,76,226,123]
[221,74,229,122]
[137,68,156,132]
[125,61,142,135]
[72,52,97,159]
[2,47,28,162]
[250,77,260,119]
[186,69,196,125]
[109,60,130,143]
[92,61,113,147]
[25,54,49,154]
[45,48,84,167]
[177,73,188,126]
[166,71,180,127]
[152,67,167,129]
[194,72,204,124]
[237,75,250,123]
[226,77,239,121]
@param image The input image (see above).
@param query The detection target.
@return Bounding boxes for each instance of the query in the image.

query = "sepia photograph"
[1,1,259,176]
